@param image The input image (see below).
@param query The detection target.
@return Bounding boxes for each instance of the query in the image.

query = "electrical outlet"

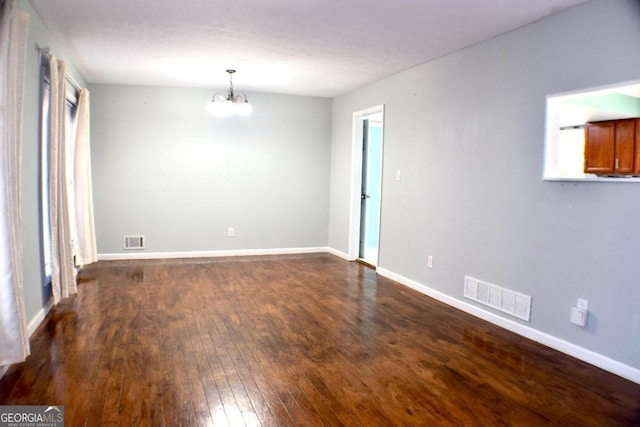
[570,306,587,327]
[228,227,235,237]
[427,255,433,269]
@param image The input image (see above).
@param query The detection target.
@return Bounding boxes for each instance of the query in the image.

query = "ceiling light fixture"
[207,69,252,117]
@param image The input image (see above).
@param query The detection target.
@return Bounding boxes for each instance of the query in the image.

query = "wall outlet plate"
[570,306,587,327]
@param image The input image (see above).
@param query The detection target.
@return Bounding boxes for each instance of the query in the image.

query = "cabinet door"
[635,119,640,175]
[614,119,636,174]
[584,121,615,174]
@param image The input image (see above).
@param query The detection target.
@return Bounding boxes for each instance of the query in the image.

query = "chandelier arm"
[211,92,227,103]
[236,92,249,103]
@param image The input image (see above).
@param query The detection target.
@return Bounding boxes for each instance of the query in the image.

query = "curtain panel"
[73,88,97,266]
[0,0,30,366]
[48,55,76,304]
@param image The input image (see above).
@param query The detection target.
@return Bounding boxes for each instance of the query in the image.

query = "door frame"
[348,104,385,262]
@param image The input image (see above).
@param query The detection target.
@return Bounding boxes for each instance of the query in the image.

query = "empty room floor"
[1,253,638,426]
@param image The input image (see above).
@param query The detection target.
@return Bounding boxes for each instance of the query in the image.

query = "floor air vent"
[464,276,531,322]
[123,235,145,250]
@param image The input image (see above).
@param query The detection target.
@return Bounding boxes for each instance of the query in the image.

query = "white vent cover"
[123,235,145,250]
[464,276,531,322]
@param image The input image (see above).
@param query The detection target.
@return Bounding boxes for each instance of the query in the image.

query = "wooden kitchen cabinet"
[635,118,640,174]
[584,121,615,174]
[615,119,636,174]
[584,118,640,175]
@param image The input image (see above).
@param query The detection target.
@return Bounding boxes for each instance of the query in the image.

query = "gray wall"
[89,85,331,254]
[18,1,87,324]
[329,0,640,369]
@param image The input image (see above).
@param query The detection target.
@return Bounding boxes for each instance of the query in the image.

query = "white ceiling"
[29,0,591,98]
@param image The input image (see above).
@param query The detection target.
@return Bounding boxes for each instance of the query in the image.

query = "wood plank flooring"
[1,253,639,426]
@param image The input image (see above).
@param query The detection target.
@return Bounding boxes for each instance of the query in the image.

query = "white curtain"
[48,55,76,304]
[0,0,30,366]
[73,88,97,266]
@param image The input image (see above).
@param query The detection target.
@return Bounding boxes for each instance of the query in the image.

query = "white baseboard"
[376,267,640,385]
[326,247,352,261]
[27,298,54,337]
[98,246,330,261]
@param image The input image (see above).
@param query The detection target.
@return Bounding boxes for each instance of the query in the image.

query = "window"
[543,80,640,181]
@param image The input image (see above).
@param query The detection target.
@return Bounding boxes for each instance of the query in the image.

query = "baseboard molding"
[27,298,54,337]
[98,246,330,261]
[326,247,351,261]
[376,267,640,385]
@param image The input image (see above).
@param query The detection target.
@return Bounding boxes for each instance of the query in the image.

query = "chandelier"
[207,69,253,117]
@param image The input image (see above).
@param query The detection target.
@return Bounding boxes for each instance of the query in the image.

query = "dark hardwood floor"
[1,253,639,426]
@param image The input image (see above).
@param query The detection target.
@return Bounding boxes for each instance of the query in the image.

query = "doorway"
[349,105,384,266]
[359,115,383,265]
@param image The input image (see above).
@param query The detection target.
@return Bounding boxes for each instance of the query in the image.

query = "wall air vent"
[123,235,145,250]
[464,276,531,322]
